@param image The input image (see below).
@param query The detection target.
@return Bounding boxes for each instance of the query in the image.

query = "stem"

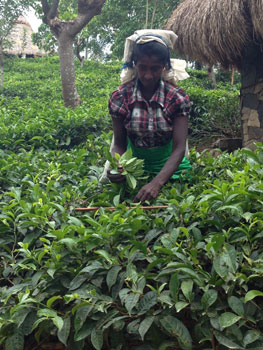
[75,205,169,211]
[211,328,216,350]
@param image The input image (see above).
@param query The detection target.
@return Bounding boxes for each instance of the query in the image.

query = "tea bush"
[0,57,259,350]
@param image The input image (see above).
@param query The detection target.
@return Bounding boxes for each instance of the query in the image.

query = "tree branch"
[78,0,105,16]
[41,0,60,23]
[48,0,60,19]
[41,0,50,17]
[66,0,105,37]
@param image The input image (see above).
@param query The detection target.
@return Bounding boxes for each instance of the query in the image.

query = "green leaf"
[243,329,260,347]
[218,312,241,328]
[69,274,87,291]
[225,244,238,273]
[181,280,193,302]
[169,273,179,302]
[74,305,93,332]
[175,301,189,313]
[119,148,132,162]
[58,317,71,346]
[139,316,155,340]
[60,238,77,250]
[126,263,138,283]
[214,331,244,349]
[228,296,244,316]
[126,173,137,189]
[38,308,58,318]
[95,249,113,263]
[74,321,94,342]
[245,290,263,303]
[53,315,64,331]
[125,293,140,315]
[46,295,62,309]
[20,311,38,336]
[201,289,218,310]
[91,329,103,350]
[5,329,24,350]
[68,216,83,226]
[106,265,122,290]
[113,194,120,206]
[137,291,157,315]
[160,316,192,350]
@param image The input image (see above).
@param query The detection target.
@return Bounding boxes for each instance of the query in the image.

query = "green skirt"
[128,139,191,179]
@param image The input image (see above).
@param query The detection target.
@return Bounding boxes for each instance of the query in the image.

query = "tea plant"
[0,57,260,350]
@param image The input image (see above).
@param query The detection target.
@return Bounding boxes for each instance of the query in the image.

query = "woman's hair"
[132,41,171,68]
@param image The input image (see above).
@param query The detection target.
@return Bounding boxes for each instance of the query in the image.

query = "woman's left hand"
[134,180,162,203]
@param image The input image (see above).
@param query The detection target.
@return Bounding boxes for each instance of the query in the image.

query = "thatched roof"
[6,16,45,56]
[166,0,263,69]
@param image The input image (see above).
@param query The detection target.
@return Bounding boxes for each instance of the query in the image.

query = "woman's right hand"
[107,165,126,183]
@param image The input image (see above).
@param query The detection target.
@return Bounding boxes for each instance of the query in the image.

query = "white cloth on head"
[120,29,189,85]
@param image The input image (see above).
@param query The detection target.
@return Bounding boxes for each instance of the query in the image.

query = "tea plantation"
[0,57,263,350]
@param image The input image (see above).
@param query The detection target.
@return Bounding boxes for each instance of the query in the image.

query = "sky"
[24,8,42,32]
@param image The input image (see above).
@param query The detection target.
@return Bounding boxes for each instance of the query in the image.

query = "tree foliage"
[30,0,106,108]
[32,0,183,61]
[0,0,31,88]
[0,0,31,49]
[88,0,183,59]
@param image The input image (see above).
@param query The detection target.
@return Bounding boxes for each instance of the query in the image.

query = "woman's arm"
[110,117,127,157]
[107,117,127,183]
[134,115,188,202]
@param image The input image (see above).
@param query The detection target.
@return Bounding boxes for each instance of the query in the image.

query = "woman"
[107,30,191,202]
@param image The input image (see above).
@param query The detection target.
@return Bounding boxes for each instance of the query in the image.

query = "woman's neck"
[138,80,160,101]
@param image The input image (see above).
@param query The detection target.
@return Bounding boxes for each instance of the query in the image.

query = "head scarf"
[120,29,189,85]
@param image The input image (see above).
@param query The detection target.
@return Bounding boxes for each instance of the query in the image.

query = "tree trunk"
[145,0,149,29]
[240,45,263,150]
[207,65,216,89]
[41,0,106,108]
[150,0,157,29]
[0,44,4,89]
[231,66,235,85]
[76,38,85,68]
[57,34,81,108]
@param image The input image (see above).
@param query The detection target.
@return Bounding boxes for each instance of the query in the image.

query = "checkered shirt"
[108,79,190,148]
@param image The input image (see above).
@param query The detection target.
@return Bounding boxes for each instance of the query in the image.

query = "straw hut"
[6,16,44,57]
[166,0,263,149]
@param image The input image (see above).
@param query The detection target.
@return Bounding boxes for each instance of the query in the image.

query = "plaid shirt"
[108,79,190,148]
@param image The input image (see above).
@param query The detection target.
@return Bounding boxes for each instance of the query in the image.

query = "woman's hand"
[107,165,126,183]
[134,180,162,202]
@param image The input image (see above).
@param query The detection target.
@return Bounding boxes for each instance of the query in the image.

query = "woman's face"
[135,55,164,90]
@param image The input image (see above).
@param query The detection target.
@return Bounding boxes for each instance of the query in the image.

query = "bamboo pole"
[75,205,169,212]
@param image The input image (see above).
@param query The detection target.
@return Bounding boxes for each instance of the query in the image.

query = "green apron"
[128,139,191,179]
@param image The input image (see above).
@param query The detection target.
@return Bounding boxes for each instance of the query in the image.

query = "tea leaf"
[58,317,71,346]
[245,290,263,303]
[137,292,158,315]
[228,296,244,316]
[5,329,24,350]
[243,330,260,347]
[214,331,244,349]
[181,280,193,302]
[139,316,155,340]
[160,316,192,350]
[106,265,122,290]
[91,329,103,350]
[218,312,241,328]
[201,290,218,310]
